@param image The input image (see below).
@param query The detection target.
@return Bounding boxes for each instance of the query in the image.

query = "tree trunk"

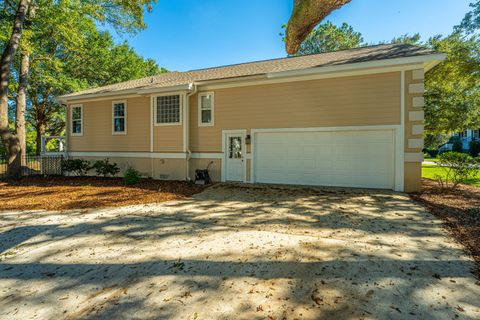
[286,0,351,54]
[35,123,46,156]
[35,125,42,156]
[0,0,31,178]
[11,51,30,174]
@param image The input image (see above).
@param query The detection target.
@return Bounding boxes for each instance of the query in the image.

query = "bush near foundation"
[61,159,91,176]
[124,166,141,185]
[91,158,120,177]
[424,149,439,158]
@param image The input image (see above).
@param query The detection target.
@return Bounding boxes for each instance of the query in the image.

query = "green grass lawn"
[422,164,480,187]
[423,156,439,163]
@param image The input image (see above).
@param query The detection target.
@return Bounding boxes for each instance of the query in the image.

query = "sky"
[113,0,473,72]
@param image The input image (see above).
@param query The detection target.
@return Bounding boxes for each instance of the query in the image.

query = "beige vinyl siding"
[68,97,150,152]
[153,125,183,152]
[189,72,401,152]
[152,158,186,180]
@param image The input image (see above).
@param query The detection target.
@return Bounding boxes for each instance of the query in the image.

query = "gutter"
[267,53,447,79]
[55,84,192,104]
[62,104,69,158]
[55,88,140,104]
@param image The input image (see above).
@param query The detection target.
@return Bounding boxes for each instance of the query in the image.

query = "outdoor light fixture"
[245,134,251,144]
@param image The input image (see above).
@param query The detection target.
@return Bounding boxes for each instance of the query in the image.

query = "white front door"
[225,132,245,182]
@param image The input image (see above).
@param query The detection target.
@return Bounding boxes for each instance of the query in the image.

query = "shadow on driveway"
[0,184,479,319]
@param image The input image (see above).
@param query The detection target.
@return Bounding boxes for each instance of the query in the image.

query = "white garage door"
[254,130,394,189]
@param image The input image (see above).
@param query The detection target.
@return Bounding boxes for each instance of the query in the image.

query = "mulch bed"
[0,176,205,212]
[410,179,480,278]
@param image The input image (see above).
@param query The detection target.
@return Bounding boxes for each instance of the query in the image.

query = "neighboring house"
[456,129,480,150]
[438,143,453,152]
[56,44,445,192]
[438,129,480,152]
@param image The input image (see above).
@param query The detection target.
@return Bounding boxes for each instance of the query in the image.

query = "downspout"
[185,83,197,181]
[62,103,68,158]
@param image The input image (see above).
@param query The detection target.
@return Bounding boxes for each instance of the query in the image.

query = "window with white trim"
[71,105,83,135]
[156,95,181,124]
[112,101,126,134]
[198,92,214,126]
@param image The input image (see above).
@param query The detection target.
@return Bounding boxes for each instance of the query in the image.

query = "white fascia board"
[267,54,447,79]
[56,85,192,104]
[424,56,447,72]
[56,89,140,104]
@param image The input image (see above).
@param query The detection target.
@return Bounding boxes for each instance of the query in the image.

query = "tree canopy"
[25,26,163,154]
[284,9,480,136]
[457,0,480,34]
[0,0,164,164]
[425,33,480,133]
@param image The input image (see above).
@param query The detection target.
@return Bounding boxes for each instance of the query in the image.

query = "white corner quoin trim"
[409,111,424,122]
[412,124,425,135]
[408,139,424,149]
[412,97,425,108]
[409,83,424,94]
[404,152,424,163]
[412,69,425,80]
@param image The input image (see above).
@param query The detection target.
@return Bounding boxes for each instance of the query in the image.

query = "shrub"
[448,135,461,144]
[91,158,120,177]
[434,152,479,190]
[61,159,91,176]
[124,166,141,185]
[424,149,439,158]
[452,140,464,153]
[469,140,480,157]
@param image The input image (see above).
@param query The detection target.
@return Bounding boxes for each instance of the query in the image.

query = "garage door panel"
[254,130,394,189]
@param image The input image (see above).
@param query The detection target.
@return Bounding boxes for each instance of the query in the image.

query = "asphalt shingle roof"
[60,44,439,99]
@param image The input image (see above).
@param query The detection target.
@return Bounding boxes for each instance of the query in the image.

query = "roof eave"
[56,52,447,103]
[267,53,447,79]
[55,88,141,104]
[424,54,447,72]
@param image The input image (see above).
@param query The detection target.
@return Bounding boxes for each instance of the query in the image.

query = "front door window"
[229,137,242,159]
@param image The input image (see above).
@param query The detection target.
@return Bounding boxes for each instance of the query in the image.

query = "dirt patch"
[411,179,480,278]
[0,176,204,211]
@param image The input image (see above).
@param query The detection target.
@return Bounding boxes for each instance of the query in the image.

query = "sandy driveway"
[1,184,479,319]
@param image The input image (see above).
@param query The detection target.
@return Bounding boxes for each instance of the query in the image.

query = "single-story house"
[56,44,445,192]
